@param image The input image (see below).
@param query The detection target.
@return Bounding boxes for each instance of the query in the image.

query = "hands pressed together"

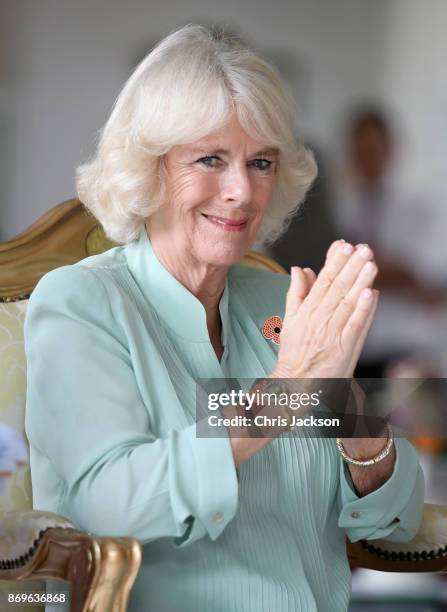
[272,239,379,380]
[270,239,396,495]
[230,239,383,470]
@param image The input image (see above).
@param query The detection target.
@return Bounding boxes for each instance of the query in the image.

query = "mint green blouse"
[24,227,424,612]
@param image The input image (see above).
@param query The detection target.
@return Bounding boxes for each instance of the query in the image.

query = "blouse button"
[212,512,224,523]
[351,511,361,519]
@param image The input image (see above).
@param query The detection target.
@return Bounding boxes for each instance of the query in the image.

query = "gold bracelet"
[336,424,394,467]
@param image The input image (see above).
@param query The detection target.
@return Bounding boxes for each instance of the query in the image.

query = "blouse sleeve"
[337,437,425,542]
[24,265,239,547]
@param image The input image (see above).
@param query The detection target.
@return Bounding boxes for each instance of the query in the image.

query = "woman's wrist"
[245,378,294,434]
[223,404,273,468]
[222,378,296,467]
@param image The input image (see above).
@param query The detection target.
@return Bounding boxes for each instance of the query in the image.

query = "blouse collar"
[124,226,230,344]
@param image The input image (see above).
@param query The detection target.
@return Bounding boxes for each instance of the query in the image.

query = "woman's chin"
[195,242,250,268]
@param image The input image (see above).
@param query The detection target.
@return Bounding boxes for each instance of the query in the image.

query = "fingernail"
[361,288,373,300]
[362,261,375,274]
[342,243,354,255]
[359,246,371,259]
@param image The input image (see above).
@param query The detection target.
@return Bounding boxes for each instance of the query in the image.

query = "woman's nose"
[220,166,252,204]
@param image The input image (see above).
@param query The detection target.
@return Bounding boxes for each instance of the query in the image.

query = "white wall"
[0,0,389,240]
[376,0,447,189]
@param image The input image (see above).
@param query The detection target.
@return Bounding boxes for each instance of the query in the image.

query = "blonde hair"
[77,24,318,245]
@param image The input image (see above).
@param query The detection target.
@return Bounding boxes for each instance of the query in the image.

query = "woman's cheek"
[201,172,220,197]
[256,185,275,216]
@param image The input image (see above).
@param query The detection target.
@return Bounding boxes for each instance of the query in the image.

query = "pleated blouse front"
[24,228,425,612]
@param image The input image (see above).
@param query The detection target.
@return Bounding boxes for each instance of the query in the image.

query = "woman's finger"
[355,289,379,349]
[301,242,355,310]
[329,260,378,331]
[325,239,345,261]
[341,287,379,354]
[303,267,317,289]
[285,267,309,317]
[316,245,375,319]
[346,290,380,375]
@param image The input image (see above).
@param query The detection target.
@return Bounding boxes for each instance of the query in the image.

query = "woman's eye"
[197,156,220,167]
[249,158,273,170]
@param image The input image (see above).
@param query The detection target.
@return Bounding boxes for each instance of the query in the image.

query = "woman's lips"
[201,213,248,232]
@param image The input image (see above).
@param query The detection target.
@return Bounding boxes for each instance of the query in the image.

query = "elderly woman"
[25,25,424,612]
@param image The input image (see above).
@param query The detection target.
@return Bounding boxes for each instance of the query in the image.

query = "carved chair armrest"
[348,502,447,572]
[0,510,142,612]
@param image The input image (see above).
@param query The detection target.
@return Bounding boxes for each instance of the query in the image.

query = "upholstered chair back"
[0,299,31,512]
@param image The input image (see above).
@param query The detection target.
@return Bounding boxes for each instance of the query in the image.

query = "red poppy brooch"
[262,315,283,345]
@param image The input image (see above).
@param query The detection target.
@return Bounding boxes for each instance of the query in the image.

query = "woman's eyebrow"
[189,147,227,156]
[252,148,278,157]
[188,147,278,157]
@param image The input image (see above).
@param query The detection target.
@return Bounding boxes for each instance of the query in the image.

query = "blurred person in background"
[332,107,447,377]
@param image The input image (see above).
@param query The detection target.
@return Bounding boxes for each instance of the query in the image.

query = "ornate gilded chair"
[0,201,142,612]
[0,200,446,612]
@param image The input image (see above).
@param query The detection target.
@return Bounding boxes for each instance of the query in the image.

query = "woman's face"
[147,115,278,269]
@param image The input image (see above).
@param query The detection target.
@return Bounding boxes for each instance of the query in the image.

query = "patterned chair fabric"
[0,300,45,610]
[0,300,32,512]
